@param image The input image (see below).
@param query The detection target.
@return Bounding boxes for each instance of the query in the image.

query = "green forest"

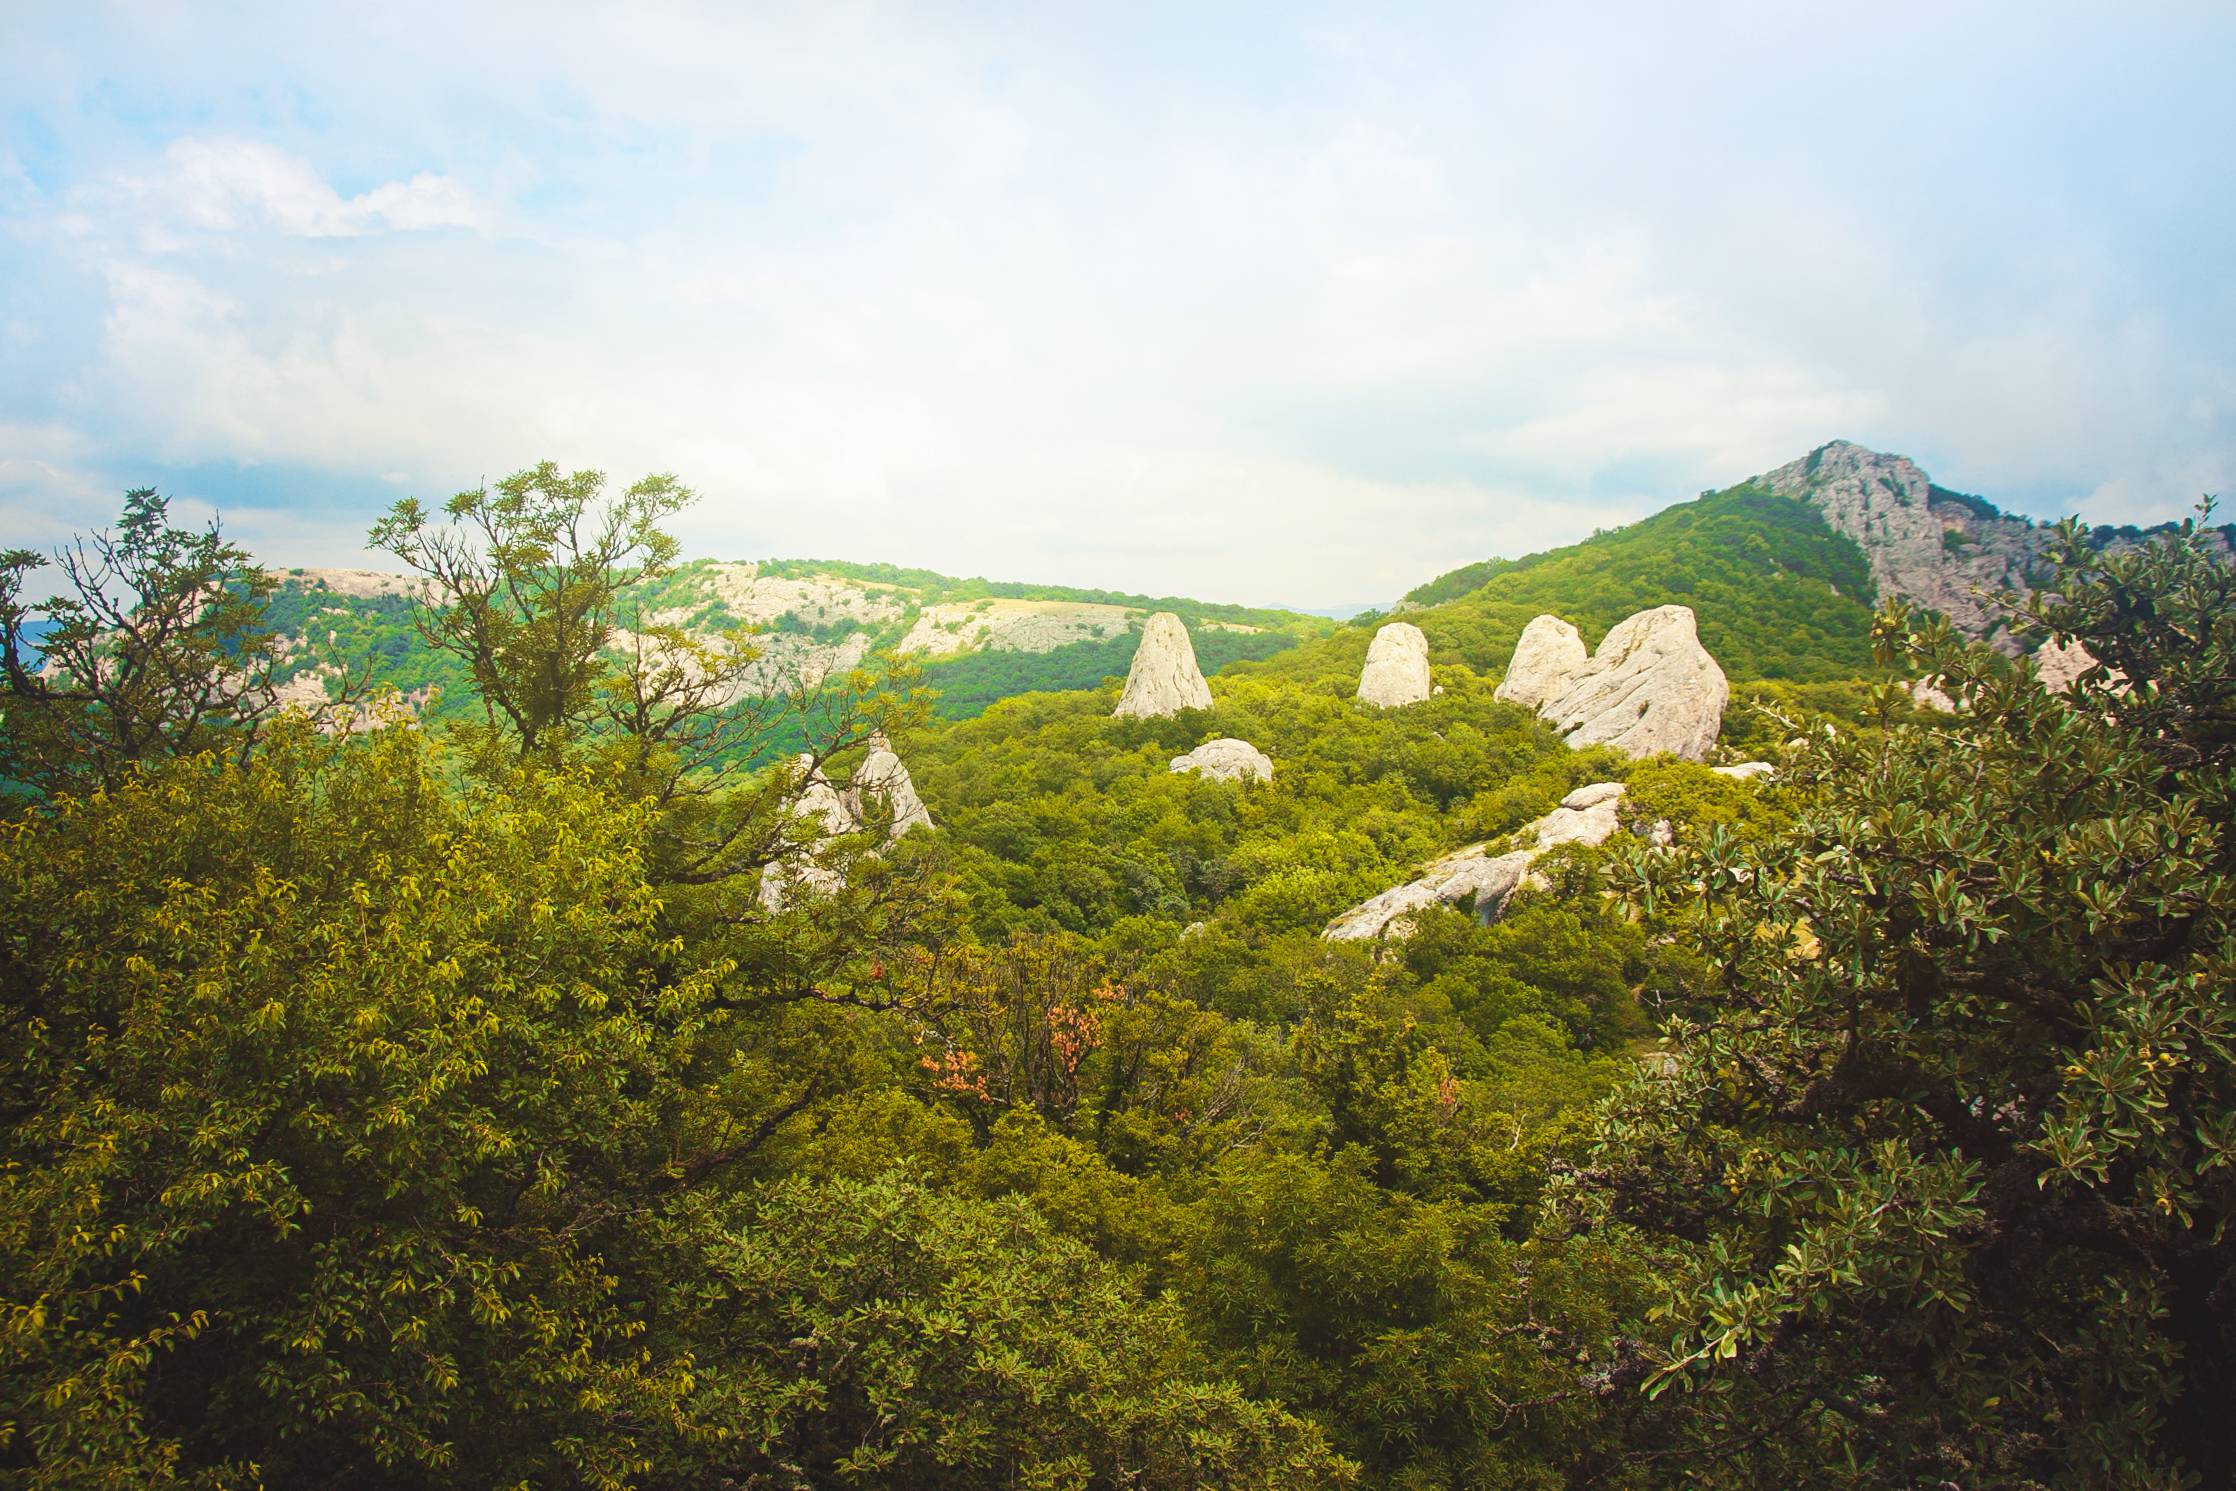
[1,465,2234,1489]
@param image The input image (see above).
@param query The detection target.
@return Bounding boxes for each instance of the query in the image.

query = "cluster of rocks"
[758,734,934,909]
[1496,605,1728,762]
[1118,614,1447,789]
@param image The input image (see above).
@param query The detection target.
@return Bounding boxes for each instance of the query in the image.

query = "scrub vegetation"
[0,466,2230,1488]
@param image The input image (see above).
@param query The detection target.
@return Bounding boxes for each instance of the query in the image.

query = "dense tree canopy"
[4,471,2229,1489]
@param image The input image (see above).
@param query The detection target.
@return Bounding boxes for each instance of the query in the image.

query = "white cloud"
[150,138,483,239]
[0,1,2231,603]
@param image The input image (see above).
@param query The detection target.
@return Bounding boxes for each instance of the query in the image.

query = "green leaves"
[1561,517,2236,1485]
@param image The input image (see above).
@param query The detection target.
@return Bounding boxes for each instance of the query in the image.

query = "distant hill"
[1235,476,1880,693]
[260,441,2234,730]
[263,558,1327,724]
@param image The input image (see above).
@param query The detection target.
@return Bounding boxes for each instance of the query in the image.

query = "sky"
[3,2,2233,610]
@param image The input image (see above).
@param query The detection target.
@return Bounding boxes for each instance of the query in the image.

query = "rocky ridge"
[1323,781,1631,941]
[1753,441,2044,651]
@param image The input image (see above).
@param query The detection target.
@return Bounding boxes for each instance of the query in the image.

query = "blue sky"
[3,1,2232,607]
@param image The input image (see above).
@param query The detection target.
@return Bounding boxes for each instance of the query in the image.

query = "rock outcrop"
[1324,782,1633,941]
[1493,615,1589,709]
[1356,622,1432,708]
[1508,606,1728,761]
[2033,639,2112,692]
[1754,441,2044,652]
[760,740,934,909]
[847,733,935,837]
[1170,738,1274,785]
[1114,613,1214,719]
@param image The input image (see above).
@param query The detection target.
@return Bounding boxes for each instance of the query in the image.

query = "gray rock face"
[1170,737,1274,785]
[1494,615,1589,709]
[760,740,934,909]
[1533,782,1627,848]
[1533,605,1728,762]
[1114,613,1214,719]
[1356,622,1432,708]
[1756,441,2231,654]
[1754,441,2044,653]
[1324,781,1630,941]
[848,734,935,838]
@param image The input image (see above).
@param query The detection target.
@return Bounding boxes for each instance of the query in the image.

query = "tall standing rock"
[1504,605,1728,761]
[1114,612,1213,719]
[1493,615,1589,709]
[1356,622,1433,707]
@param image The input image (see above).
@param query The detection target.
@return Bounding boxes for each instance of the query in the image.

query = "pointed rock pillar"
[1114,613,1213,719]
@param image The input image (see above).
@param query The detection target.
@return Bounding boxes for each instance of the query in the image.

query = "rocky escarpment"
[1755,441,2044,651]
[1114,613,1214,719]
[1356,622,1432,708]
[1499,606,1727,761]
[1169,738,1273,784]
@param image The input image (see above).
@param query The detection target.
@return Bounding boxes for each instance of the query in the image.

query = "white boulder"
[1114,613,1214,719]
[1533,606,1728,762]
[1494,615,1589,709]
[1356,622,1433,708]
[1711,761,1776,782]
[1170,737,1274,785]
[1533,782,1627,849]
[2033,639,2109,692]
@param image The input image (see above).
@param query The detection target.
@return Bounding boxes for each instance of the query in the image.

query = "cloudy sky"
[3,2,2232,608]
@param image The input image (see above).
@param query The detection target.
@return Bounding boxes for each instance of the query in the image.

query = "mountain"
[1370,439,2234,683]
[263,441,2231,727]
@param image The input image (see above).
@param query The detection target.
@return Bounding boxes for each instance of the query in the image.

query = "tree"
[0,490,331,800]
[368,462,930,890]
[653,1173,1350,1490]
[1558,504,2236,1486]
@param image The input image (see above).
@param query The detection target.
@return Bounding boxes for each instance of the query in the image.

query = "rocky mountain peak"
[1754,440,2043,650]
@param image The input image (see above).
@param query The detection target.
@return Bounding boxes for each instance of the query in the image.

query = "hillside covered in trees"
[2,461,2234,1488]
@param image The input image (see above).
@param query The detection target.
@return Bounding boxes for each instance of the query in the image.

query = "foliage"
[1557,507,2236,1485]
[1178,1148,1640,1490]
[1367,483,1883,687]
[657,1173,1351,1490]
[0,491,331,801]
[0,729,716,1487]
[366,462,727,759]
